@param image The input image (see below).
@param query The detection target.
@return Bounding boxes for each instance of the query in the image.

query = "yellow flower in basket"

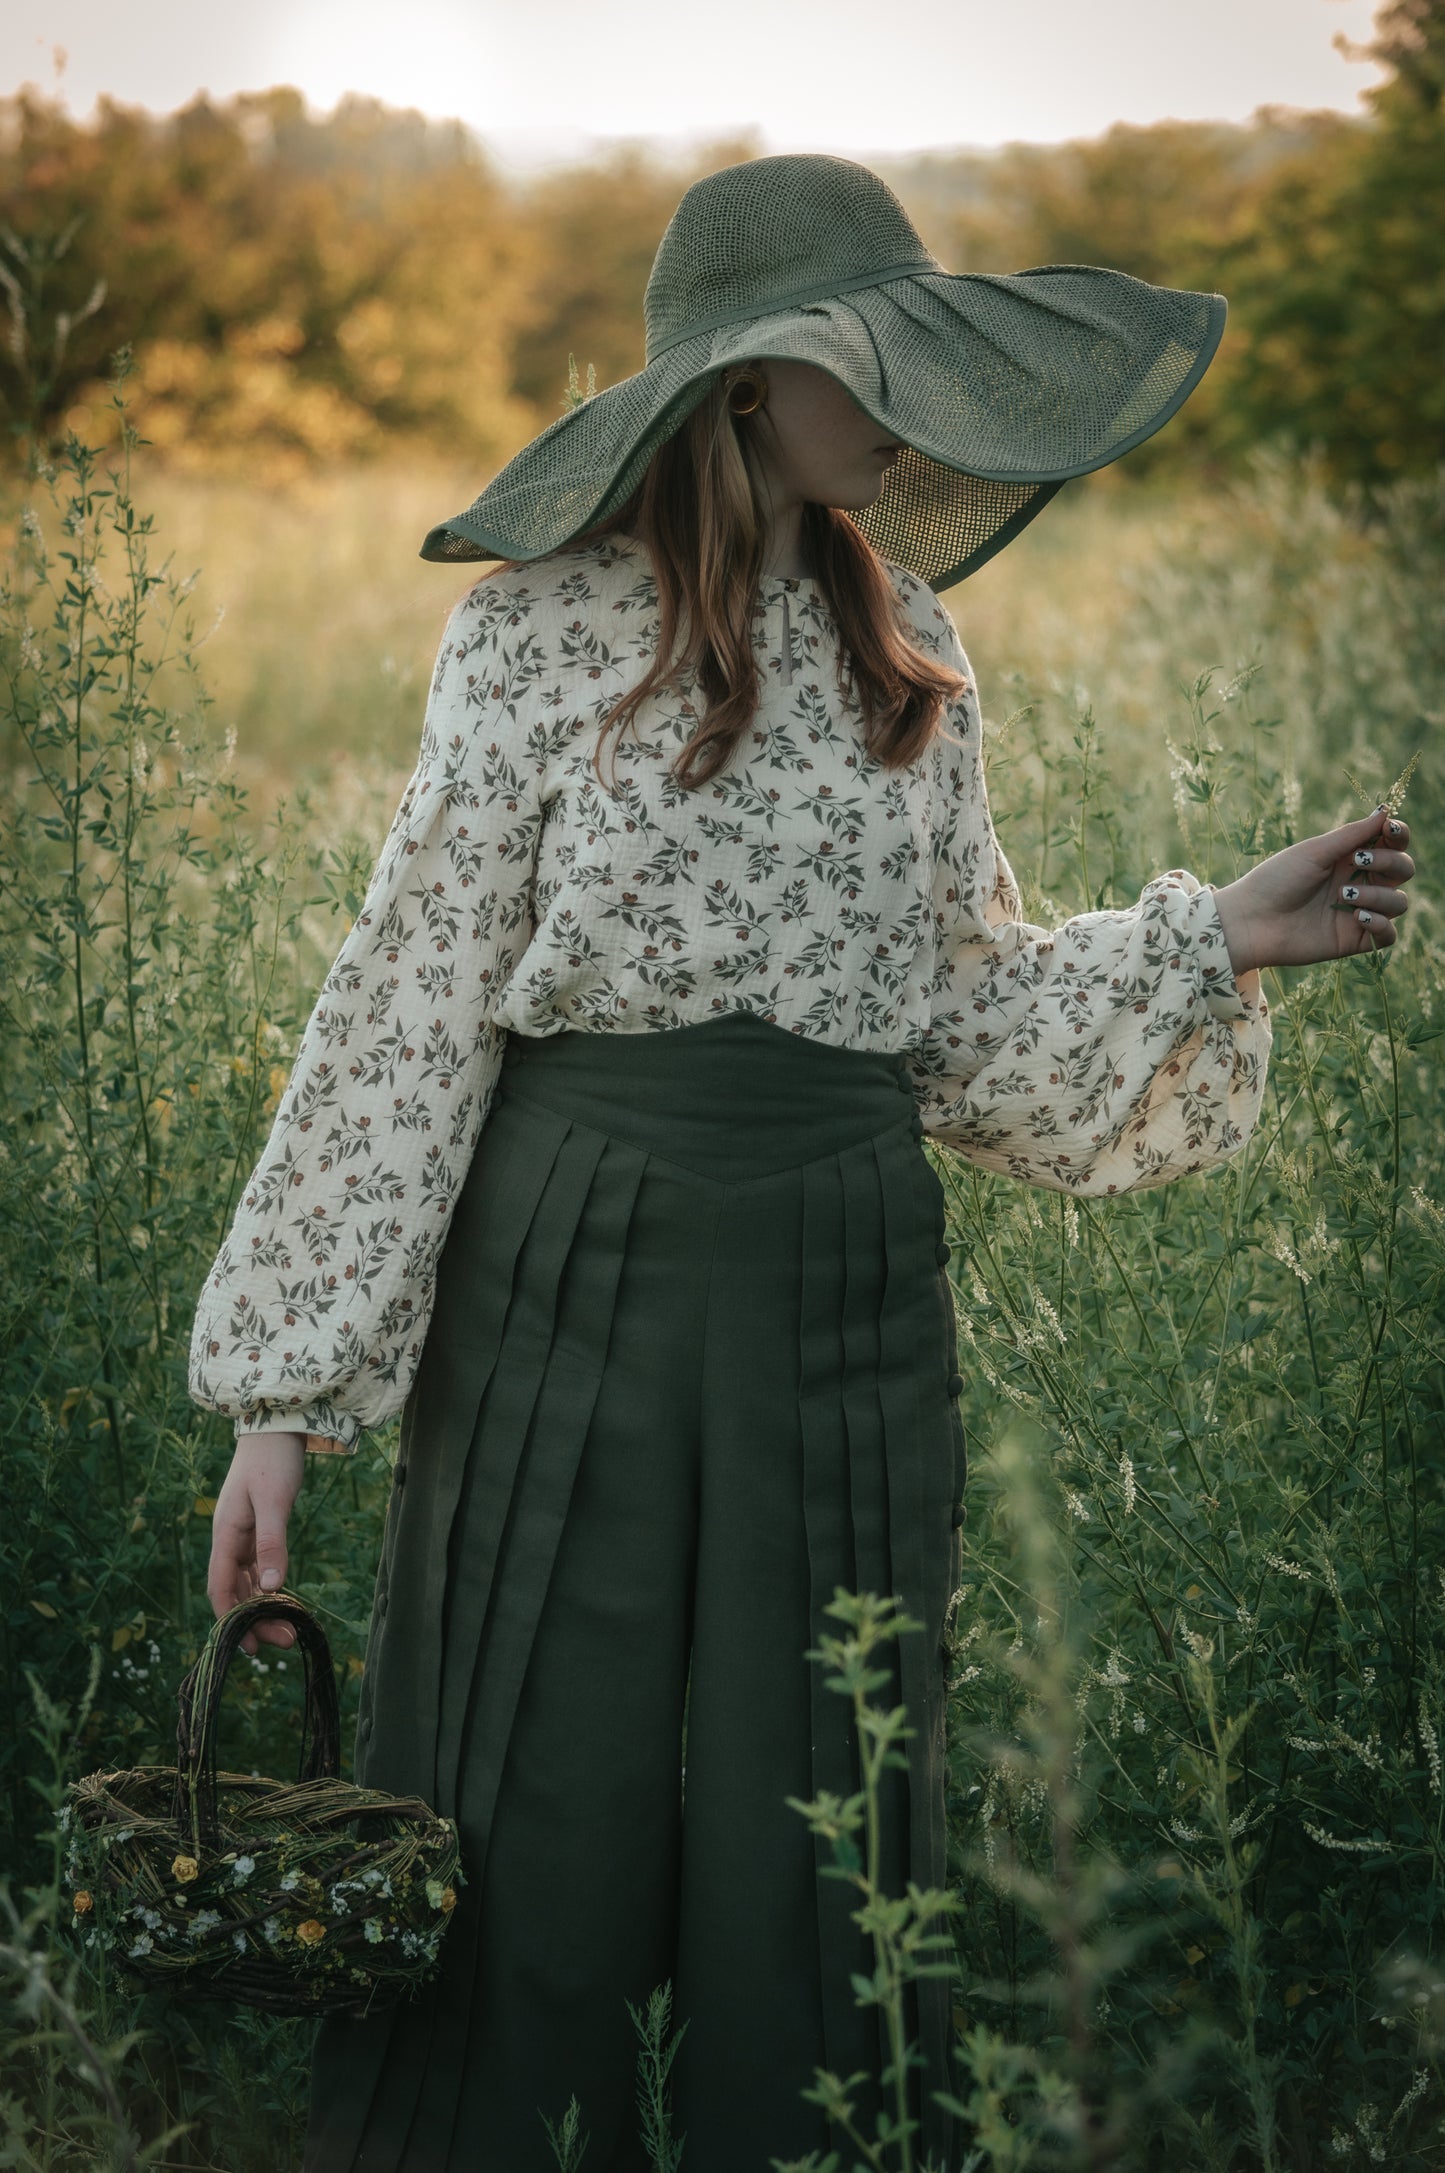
[171,1853,200,1883]
[296,1919,327,1947]
[71,1890,93,1916]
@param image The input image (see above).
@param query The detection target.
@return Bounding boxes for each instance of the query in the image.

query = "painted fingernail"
[1354,848,1374,868]
[1342,884,1360,902]
[1388,819,1405,841]
[1357,909,1374,926]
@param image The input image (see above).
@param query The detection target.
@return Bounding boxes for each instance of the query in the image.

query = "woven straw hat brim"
[421,263,1224,595]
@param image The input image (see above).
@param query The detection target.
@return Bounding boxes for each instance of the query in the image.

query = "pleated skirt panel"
[302,1012,968,2173]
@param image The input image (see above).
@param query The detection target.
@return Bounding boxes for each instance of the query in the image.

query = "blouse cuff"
[1187,883,1264,1023]
[233,1403,361,1456]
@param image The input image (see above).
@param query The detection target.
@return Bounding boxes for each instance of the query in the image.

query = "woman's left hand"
[1211,805,1417,975]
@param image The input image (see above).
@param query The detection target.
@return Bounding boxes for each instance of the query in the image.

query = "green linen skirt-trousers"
[302,1011,968,2173]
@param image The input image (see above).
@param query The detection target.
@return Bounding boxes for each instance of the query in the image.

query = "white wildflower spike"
[1302,1821,1391,1853]
[1118,1452,1136,1515]
[1264,1227,1308,1282]
[1389,2068,1430,2130]
[1034,1293,1066,1346]
[1417,1697,1441,1794]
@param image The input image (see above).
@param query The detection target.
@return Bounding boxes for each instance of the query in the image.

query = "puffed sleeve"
[187,580,545,1452]
[906,626,1272,1196]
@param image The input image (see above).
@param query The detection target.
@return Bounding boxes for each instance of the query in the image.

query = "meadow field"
[1,431,1442,2170]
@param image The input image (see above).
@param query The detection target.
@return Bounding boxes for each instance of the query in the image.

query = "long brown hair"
[479,369,970,793]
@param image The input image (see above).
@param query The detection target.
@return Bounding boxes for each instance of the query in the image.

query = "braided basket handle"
[171,1590,342,1854]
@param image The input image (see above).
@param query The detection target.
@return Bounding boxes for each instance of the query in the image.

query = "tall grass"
[1,399,1441,2168]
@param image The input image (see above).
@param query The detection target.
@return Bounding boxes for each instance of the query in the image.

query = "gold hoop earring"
[726,367,768,417]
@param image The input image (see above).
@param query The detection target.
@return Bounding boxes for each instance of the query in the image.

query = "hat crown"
[644,153,941,363]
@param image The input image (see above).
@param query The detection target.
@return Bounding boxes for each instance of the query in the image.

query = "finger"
[249,1505,297,1647]
[208,1504,260,1654]
[1346,907,1398,951]
[1330,805,1404,858]
[1336,883,1410,920]
[1341,846,1415,886]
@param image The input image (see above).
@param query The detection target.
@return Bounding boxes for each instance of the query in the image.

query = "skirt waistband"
[495,1013,920,1180]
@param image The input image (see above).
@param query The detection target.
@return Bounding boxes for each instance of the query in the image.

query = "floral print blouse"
[188,531,1270,1454]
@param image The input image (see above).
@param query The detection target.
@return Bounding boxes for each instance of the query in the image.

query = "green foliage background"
[2,0,1443,489]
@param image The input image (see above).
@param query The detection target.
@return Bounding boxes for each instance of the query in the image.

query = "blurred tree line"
[1,0,1439,488]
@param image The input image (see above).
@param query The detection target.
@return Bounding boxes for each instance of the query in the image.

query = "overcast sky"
[4,0,1388,173]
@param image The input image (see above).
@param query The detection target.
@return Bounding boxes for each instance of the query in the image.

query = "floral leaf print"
[792,683,852,754]
[778,877,813,926]
[792,782,870,843]
[708,774,786,833]
[634,834,701,888]
[748,710,821,774]
[782,926,847,983]
[702,876,774,946]
[188,536,1271,1454]
[793,832,869,898]
[557,617,634,689]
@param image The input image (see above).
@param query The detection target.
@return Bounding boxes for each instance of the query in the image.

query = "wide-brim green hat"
[420,151,1225,594]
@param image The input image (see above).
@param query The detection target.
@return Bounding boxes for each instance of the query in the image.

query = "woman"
[189,155,1415,2173]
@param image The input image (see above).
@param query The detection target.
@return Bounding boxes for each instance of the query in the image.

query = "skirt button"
[909,1115,923,1140]
[935,1240,951,1265]
[946,1371,964,1398]
[951,1500,966,1528]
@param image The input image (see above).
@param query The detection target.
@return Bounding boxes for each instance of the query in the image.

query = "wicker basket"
[62,1590,463,2018]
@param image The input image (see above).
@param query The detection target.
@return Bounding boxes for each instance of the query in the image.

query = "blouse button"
[936,1240,952,1266]
[946,1371,964,1398]
[909,1115,924,1141]
[951,1500,966,1529]
[395,1463,407,1489]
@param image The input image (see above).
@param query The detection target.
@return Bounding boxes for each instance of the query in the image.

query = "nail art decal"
[1354,848,1375,868]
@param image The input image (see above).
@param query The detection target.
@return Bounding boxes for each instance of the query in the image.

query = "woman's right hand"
[208,1432,307,1654]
